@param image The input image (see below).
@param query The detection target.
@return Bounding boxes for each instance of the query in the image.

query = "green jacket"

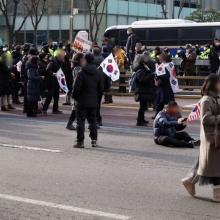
[199,48,210,59]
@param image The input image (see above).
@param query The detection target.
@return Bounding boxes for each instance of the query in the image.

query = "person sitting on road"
[153,101,200,148]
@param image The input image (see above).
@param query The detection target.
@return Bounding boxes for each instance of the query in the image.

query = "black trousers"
[69,109,76,122]
[23,84,28,111]
[155,131,194,147]
[12,89,19,102]
[155,103,165,117]
[75,105,97,143]
[137,101,148,122]
[96,93,103,123]
[43,87,59,112]
[119,72,126,93]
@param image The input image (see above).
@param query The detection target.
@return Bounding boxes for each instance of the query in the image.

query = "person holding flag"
[182,74,220,202]
[153,101,200,148]
[42,49,65,115]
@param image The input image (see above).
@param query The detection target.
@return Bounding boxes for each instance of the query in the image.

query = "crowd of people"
[0,26,220,202]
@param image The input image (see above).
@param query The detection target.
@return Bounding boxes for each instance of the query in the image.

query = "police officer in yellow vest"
[199,44,210,59]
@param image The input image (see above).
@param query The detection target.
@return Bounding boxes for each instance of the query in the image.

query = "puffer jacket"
[72,63,103,108]
[26,62,42,102]
[114,49,126,70]
[184,50,197,70]
[134,63,155,102]
[153,110,185,138]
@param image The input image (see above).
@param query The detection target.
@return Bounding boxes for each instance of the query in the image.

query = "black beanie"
[84,53,94,64]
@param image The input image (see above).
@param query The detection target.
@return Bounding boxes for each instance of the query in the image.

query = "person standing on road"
[126,27,137,65]
[42,49,65,115]
[182,44,197,90]
[72,53,103,148]
[0,52,15,111]
[134,54,155,126]
[26,56,44,117]
[182,74,220,201]
[153,101,198,148]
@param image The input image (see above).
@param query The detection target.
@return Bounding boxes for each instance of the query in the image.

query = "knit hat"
[84,53,94,64]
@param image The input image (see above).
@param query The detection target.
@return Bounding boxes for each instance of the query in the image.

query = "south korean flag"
[100,53,120,81]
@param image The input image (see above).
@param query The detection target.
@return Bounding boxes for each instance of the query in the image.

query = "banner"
[73,34,92,53]
[100,53,120,82]
[56,68,69,93]
[156,62,179,94]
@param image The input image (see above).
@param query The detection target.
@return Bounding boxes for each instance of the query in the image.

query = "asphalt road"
[0,98,216,220]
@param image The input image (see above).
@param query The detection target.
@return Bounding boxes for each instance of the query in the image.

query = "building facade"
[0,0,219,46]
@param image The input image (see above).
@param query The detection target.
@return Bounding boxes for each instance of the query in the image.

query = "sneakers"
[136,121,148,126]
[52,110,62,114]
[185,141,194,148]
[73,142,84,148]
[213,185,220,202]
[182,178,196,197]
[1,106,9,111]
[91,140,97,147]
[7,104,15,110]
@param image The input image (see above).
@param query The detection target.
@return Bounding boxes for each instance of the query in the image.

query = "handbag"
[214,100,220,149]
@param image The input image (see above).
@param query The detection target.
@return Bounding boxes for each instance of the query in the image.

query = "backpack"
[129,72,137,93]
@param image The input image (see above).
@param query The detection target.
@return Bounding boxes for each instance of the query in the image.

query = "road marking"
[0,143,61,153]
[0,193,131,220]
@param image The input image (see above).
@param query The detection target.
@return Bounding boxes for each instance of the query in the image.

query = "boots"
[7,104,15,110]
[62,94,72,105]
[182,178,196,197]
[213,185,220,202]
[66,120,76,130]
[1,106,9,111]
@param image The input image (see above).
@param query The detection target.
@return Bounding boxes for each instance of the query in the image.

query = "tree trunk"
[33,26,37,46]
[8,29,14,48]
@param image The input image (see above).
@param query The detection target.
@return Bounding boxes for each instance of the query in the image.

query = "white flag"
[100,53,120,82]
[56,68,69,93]
[16,61,22,72]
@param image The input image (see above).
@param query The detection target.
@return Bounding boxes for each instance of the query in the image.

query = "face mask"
[186,49,190,53]
[127,31,130,35]
[216,43,220,46]
[204,47,207,51]
[177,50,181,53]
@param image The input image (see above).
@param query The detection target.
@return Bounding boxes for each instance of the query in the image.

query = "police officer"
[200,44,210,59]
[209,37,220,73]
[175,46,184,58]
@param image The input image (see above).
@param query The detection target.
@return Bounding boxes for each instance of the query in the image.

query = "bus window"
[149,28,178,40]
[215,29,220,38]
[104,29,118,46]
[181,27,212,40]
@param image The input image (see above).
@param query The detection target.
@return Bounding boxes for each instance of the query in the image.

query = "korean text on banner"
[73,34,92,53]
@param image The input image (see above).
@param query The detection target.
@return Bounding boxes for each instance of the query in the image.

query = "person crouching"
[153,101,199,148]
[26,56,44,117]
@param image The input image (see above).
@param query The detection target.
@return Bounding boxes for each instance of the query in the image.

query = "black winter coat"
[46,57,63,89]
[209,45,220,71]
[10,66,21,89]
[38,60,48,89]
[126,33,137,52]
[27,62,42,102]
[134,64,155,102]
[0,62,11,95]
[62,56,73,92]
[21,62,28,84]
[72,64,103,108]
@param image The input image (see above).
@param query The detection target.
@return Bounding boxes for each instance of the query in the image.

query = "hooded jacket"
[72,63,103,108]
[26,62,42,102]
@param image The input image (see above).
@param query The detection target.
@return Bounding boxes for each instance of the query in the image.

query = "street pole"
[69,0,74,43]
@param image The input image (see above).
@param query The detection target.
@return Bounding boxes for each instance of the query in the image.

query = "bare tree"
[178,0,186,18]
[0,0,32,46]
[28,0,47,45]
[86,0,107,42]
[159,0,167,19]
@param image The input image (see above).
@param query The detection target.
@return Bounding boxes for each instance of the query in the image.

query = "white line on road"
[0,143,61,153]
[0,193,131,220]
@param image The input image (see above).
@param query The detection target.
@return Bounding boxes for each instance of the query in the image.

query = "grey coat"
[198,92,220,177]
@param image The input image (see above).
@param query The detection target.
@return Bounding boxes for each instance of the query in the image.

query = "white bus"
[104,19,220,54]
